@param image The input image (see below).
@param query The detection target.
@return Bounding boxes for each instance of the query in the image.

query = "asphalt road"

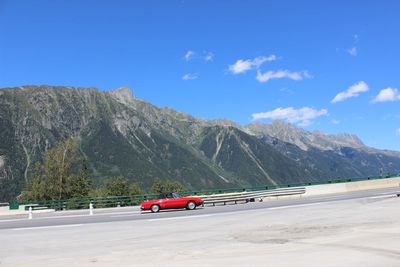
[0,187,399,231]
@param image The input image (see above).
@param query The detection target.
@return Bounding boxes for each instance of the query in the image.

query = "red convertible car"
[141,192,203,213]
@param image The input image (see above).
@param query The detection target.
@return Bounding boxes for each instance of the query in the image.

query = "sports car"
[140,192,203,213]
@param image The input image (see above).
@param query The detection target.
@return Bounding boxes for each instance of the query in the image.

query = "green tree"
[88,187,108,198]
[150,178,165,194]
[70,158,92,198]
[150,178,187,194]
[21,139,78,201]
[104,176,129,196]
[166,180,187,192]
[129,181,144,195]
[20,163,47,201]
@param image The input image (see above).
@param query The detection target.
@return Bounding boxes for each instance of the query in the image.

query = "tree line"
[21,139,187,201]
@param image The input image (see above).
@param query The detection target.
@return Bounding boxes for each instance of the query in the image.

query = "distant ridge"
[1,85,399,201]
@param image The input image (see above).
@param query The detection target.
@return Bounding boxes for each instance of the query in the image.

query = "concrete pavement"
[0,187,399,230]
[0,187,399,266]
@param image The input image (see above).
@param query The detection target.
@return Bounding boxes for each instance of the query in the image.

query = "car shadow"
[141,207,205,215]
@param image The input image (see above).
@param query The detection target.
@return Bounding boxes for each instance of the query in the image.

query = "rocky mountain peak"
[210,119,240,128]
[108,86,134,104]
[245,120,311,150]
[329,133,365,148]
[1,85,400,202]
[246,120,366,151]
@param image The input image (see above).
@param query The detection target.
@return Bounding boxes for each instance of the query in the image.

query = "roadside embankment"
[304,176,400,197]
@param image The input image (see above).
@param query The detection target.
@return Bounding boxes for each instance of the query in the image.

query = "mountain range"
[1,85,399,201]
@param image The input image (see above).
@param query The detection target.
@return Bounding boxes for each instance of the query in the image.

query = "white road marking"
[306,196,343,201]
[266,194,394,210]
[110,213,142,218]
[376,191,398,195]
[0,218,30,223]
[367,195,393,199]
[0,211,141,223]
[147,214,214,222]
[1,190,397,224]
[268,202,325,210]
[48,211,140,219]
[11,224,84,231]
[41,214,89,219]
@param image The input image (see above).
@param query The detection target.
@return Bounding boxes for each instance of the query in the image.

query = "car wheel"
[186,201,196,210]
[151,204,160,213]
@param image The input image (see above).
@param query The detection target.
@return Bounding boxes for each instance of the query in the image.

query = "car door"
[156,193,169,209]
[172,193,187,208]
[163,193,178,209]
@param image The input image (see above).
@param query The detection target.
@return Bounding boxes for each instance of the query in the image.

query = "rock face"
[1,85,399,201]
[246,121,366,151]
[107,86,135,104]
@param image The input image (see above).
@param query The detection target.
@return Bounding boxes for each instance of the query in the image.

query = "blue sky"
[1,0,400,150]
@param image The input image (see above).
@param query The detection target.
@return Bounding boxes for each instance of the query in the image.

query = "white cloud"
[204,51,214,62]
[184,50,215,62]
[228,55,277,74]
[347,47,358,56]
[372,87,400,103]
[256,70,310,83]
[347,34,359,56]
[182,73,198,80]
[252,107,328,126]
[184,50,195,61]
[331,119,340,125]
[331,81,369,103]
[396,128,400,136]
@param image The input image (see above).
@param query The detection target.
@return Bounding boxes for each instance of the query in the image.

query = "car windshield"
[156,193,181,199]
[172,193,181,198]
[156,193,167,199]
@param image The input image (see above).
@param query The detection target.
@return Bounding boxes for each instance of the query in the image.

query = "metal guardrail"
[17,174,400,211]
[201,187,306,206]
[20,195,151,211]
[24,204,51,211]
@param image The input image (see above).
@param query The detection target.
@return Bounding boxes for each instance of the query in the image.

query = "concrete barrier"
[0,206,10,213]
[303,176,400,197]
[346,177,400,192]
[195,177,400,203]
[0,205,55,216]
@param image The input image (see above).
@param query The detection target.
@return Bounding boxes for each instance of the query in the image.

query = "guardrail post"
[89,202,94,216]
[28,206,32,220]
